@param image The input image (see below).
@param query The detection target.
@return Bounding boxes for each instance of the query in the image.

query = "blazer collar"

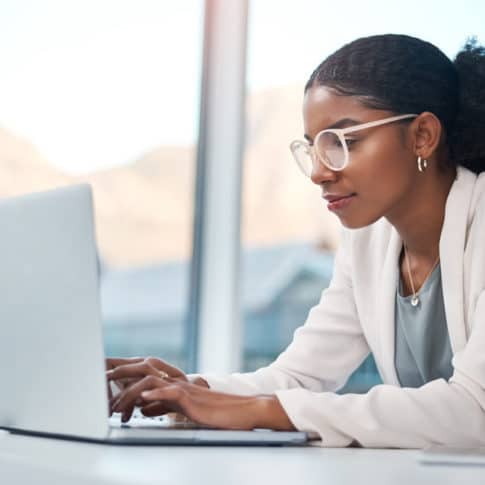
[440,166,476,352]
[378,166,476,385]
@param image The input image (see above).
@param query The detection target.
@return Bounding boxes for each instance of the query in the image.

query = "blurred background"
[0,0,483,392]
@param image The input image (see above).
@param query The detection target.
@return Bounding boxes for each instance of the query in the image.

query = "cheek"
[338,138,412,227]
[350,137,409,196]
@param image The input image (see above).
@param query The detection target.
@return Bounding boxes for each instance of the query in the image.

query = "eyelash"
[345,138,358,147]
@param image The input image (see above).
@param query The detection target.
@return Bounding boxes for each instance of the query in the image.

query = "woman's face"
[303,85,419,229]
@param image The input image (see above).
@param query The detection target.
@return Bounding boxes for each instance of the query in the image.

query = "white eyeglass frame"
[290,113,418,176]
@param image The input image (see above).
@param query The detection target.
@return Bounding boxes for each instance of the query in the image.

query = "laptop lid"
[0,184,311,446]
[0,184,109,440]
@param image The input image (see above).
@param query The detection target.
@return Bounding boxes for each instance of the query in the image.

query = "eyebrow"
[304,117,361,142]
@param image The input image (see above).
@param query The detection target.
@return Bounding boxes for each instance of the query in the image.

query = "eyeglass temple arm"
[339,114,418,135]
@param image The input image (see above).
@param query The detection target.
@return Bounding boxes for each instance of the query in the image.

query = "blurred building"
[101,243,381,393]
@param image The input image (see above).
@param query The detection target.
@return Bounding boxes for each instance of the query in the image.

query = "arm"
[107,231,369,428]
[109,370,295,429]
[108,282,485,446]
[191,230,370,396]
[274,290,485,448]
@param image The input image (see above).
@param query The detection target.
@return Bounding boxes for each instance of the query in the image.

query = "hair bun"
[450,37,485,173]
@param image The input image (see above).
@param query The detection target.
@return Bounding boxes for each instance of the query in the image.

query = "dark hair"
[305,34,485,174]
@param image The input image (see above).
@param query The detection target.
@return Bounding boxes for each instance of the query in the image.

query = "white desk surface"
[0,430,482,485]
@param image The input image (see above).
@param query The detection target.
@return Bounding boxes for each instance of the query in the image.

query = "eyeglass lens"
[315,132,346,170]
[292,132,347,176]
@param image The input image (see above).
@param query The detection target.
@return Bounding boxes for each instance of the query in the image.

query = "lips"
[323,193,356,203]
[323,193,357,212]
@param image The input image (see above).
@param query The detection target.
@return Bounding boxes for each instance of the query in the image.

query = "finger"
[138,381,207,407]
[144,358,187,380]
[141,404,190,424]
[140,402,172,417]
[109,376,185,415]
[107,362,161,381]
[110,394,120,415]
[141,384,185,403]
[141,386,191,421]
[112,376,165,415]
[110,385,127,413]
[121,403,135,423]
[109,380,137,402]
[143,385,254,429]
[105,357,144,370]
[106,381,113,415]
[106,363,144,380]
[113,377,140,392]
[107,381,113,401]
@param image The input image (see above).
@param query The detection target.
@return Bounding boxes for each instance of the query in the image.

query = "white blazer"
[199,165,485,448]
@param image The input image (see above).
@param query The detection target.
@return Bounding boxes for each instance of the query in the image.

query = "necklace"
[403,244,440,307]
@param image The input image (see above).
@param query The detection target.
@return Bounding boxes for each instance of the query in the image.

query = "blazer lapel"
[440,166,475,353]
[377,227,402,385]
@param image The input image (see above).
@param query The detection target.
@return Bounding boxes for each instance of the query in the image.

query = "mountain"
[0,126,69,193]
[243,84,340,251]
[0,84,340,267]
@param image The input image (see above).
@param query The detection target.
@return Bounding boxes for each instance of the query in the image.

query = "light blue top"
[394,264,454,388]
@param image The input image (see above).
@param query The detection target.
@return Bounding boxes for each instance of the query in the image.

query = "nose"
[310,156,338,185]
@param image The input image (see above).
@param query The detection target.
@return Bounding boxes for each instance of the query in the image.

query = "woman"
[107,34,485,448]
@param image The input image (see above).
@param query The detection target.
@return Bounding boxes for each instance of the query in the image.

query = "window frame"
[187,0,249,373]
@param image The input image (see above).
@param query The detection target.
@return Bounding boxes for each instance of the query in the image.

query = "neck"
[386,165,456,263]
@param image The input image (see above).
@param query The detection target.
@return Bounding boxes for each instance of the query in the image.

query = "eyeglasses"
[289,114,418,176]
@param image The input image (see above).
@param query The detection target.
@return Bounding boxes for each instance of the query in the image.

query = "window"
[242,0,484,390]
[0,0,203,369]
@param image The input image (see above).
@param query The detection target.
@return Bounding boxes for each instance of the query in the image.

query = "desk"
[0,431,483,485]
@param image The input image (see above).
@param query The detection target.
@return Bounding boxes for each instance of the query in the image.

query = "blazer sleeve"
[274,289,485,448]
[192,230,371,396]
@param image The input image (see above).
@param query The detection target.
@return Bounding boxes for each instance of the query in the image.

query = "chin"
[338,213,382,230]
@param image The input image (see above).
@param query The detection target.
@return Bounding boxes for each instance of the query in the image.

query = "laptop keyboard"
[109,409,203,429]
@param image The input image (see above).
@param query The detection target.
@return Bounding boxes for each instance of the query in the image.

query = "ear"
[411,111,442,159]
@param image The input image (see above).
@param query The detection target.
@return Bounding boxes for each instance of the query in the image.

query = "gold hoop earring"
[417,156,428,172]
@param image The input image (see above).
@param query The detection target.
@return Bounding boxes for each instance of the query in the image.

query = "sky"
[0,0,203,172]
[0,0,484,173]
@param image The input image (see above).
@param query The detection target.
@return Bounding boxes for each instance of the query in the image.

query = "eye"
[327,137,344,148]
[345,138,358,148]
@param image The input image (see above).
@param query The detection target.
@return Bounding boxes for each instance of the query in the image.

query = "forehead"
[303,85,374,137]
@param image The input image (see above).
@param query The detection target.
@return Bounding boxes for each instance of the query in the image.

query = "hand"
[106,356,187,384]
[105,357,144,401]
[109,375,295,431]
[105,356,209,413]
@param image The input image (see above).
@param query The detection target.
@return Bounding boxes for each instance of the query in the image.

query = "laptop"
[0,184,311,446]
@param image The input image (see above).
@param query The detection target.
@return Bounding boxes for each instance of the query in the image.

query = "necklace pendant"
[411,295,420,307]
